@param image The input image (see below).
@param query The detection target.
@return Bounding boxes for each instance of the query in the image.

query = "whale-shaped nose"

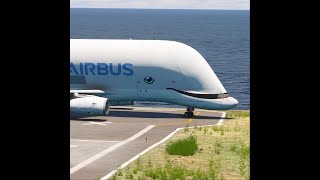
[225,97,238,109]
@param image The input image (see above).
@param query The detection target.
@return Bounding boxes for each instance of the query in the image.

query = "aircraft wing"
[70,89,105,94]
[70,89,107,99]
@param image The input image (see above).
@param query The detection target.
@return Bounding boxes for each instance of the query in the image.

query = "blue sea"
[71,8,250,110]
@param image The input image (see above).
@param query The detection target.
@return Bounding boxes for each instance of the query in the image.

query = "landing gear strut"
[184,106,195,118]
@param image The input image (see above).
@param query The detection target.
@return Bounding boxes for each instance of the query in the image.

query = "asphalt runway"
[70,107,225,180]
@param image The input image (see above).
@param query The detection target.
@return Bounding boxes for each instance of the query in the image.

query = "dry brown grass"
[112,110,250,180]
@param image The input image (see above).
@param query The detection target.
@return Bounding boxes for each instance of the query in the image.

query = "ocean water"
[70,8,250,110]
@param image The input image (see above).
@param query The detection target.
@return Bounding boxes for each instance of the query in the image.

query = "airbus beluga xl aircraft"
[70,39,238,118]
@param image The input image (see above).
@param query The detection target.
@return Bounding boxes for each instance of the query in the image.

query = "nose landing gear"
[183,106,195,118]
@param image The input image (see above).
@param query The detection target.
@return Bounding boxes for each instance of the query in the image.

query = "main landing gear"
[184,106,195,118]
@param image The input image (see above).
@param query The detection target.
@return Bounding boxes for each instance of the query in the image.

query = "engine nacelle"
[70,96,110,118]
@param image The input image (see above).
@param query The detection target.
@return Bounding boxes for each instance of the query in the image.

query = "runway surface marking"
[156,112,200,126]
[70,125,155,175]
[188,112,201,123]
[82,121,112,126]
[70,145,78,148]
[70,139,120,143]
[100,112,224,180]
[217,112,226,126]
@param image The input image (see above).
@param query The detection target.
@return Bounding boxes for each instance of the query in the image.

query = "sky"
[70,0,250,10]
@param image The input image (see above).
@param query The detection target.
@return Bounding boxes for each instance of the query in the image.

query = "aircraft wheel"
[183,112,194,118]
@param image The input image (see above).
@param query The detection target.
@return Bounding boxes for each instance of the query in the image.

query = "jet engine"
[70,96,110,118]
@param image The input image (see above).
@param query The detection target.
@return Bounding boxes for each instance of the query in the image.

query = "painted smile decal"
[166,88,229,99]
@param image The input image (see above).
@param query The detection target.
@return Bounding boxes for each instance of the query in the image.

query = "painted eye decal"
[144,76,155,84]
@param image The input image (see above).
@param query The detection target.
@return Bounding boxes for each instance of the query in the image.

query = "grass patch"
[113,110,250,180]
[166,135,198,156]
[226,110,250,118]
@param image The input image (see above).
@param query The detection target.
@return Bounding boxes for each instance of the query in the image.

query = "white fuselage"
[70,39,238,110]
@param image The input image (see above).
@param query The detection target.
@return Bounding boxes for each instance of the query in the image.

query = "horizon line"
[70,7,250,11]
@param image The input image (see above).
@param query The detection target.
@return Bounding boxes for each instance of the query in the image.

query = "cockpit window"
[218,93,229,98]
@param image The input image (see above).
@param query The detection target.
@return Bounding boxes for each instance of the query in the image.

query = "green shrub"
[166,135,198,156]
